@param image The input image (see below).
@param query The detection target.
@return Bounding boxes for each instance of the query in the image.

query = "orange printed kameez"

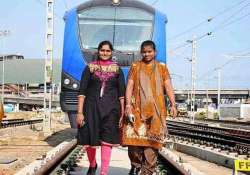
[122,60,170,149]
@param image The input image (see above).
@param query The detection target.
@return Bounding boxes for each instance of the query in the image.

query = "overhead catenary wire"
[170,32,212,51]
[170,10,250,86]
[170,42,190,52]
[169,45,190,58]
[168,0,249,41]
[211,2,250,33]
[197,55,250,81]
[210,0,248,20]
[170,9,250,52]
[211,12,250,33]
[168,20,210,42]
[227,47,250,55]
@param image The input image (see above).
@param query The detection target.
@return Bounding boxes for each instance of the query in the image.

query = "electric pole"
[187,36,197,123]
[217,68,221,120]
[43,0,54,134]
[214,54,250,120]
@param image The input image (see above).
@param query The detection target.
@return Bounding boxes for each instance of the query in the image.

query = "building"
[0,54,24,61]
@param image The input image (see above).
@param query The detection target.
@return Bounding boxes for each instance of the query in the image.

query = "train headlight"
[72,83,78,89]
[112,56,117,62]
[112,0,120,5]
[64,79,70,85]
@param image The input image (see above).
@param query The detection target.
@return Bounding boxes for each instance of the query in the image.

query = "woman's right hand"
[76,113,84,127]
[125,105,132,117]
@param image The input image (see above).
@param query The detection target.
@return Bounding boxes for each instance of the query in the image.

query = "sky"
[0,0,250,89]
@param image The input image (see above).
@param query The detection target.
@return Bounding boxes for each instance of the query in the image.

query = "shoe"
[86,163,97,175]
[128,166,140,175]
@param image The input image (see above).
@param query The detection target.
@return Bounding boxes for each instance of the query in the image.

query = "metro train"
[60,0,168,128]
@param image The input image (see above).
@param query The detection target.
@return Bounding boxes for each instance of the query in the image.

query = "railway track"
[0,119,43,129]
[16,119,250,174]
[167,120,250,157]
[2,118,24,123]
[17,139,190,175]
[49,146,190,175]
[195,118,250,130]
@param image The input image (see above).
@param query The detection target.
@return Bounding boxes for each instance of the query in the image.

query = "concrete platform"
[166,141,248,175]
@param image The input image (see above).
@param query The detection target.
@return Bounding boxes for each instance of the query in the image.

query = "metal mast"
[189,36,197,123]
[217,68,221,120]
[43,0,54,133]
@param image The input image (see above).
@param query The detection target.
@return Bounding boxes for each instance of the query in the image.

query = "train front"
[60,0,167,128]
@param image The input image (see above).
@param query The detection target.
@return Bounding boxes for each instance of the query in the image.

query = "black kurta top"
[77,61,125,146]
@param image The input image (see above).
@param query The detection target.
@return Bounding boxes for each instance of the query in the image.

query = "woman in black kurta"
[78,63,125,145]
[76,41,125,175]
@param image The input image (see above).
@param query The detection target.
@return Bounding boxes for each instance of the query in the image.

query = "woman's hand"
[76,113,84,127]
[170,106,177,118]
[119,109,124,128]
[125,105,132,116]
[119,116,123,128]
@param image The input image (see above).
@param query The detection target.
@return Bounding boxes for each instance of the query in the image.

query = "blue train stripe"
[62,8,85,81]
[152,10,167,63]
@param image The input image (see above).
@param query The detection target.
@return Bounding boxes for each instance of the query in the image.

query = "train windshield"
[78,7,153,51]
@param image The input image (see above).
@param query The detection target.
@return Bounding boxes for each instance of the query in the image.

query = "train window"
[78,7,153,52]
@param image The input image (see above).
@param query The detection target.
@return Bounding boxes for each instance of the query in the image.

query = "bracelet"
[77,113,83,115]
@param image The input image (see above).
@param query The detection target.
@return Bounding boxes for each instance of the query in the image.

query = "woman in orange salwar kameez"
[122,40,177,175]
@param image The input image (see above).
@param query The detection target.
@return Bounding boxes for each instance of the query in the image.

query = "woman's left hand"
[170,106,177,118]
